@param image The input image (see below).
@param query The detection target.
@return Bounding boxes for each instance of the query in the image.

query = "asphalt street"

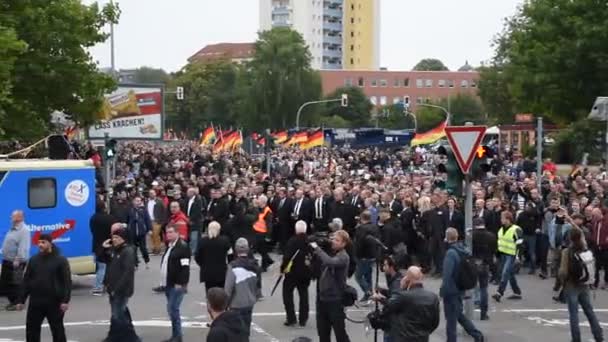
[1,253,607,342]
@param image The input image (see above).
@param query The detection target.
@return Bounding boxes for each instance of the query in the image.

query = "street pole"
[536,117,543,189]
[104,132,111,210]
[464,122,474,319]
[295,98,343,130]
[265,128,271,176]
[110,0,115,73]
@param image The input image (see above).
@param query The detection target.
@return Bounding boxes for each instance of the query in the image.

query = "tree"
[376,104,416,130]
[491,0,608,124]
[412,58,449,71]
[0,26,27,135]
[323,86,372,127]
[477,65,515,124]
[438,93,485,125]
[132,67,171,85]
[414,105,446,133]
[244,28,322,129]
[1,0,119,139]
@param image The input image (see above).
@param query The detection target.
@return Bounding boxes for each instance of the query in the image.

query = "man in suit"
[187,187,204,253]
[382,191,403,219]
[291,189,313,229]
[206,188,230,230]
[312,188,330,233]
[347,186,364,214]
[473,199,493,231]
[446,197,465,238]
[329,188,357,236]
[274,188,294,252]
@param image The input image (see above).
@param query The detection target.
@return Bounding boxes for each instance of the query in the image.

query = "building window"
[351,17,354,23]
[350,58,354,65]
[380,96,387,106]
[344,77,353,86]
[403,78,410,87]
[371,79,378,87]
[370,96,377,105]
[438,80,446,88]
[461,80,469,88]
[404,95,410,105]
[393,97,401,104]
[350,45,354,51]
[380,79,387,87]
[425,79,433,88]
[351,4,355,10]
[416,79,423,88]
[416,97,423,105]
[471,80,477,88]
[351,31,354,37]
[393,78,400,87]
[448,80,455,88]
[358,77,364,87]
[28,178,57,209]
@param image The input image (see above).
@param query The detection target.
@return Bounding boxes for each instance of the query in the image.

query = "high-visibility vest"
[253,206,272,233]
[497,224,519,256]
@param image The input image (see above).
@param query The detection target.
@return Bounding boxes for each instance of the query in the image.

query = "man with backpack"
[440,228,484,342]
[492,211,523,302]
[559,227,604,342]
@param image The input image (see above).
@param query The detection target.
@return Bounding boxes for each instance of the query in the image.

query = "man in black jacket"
[354,211,380,302]
[160,224,191,342]
[206,287,248,342]
[472,223,497,321]
[186,187,204,253]
[282,220,313,327]
[104,228,141,342]
[383,266,440,342]
[17,234,71,342]
[206,188,230,229]
[90,202,117,295]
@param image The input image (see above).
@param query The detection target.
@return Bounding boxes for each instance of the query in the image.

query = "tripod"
[370,236,389,342]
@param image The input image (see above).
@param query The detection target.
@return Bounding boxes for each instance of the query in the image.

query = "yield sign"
[444,126,487,174]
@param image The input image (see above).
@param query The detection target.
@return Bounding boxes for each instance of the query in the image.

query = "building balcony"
[323,48,342,58]
[323,21,342,32]
[324,8,342,18]
[272,6,291,15]
[323,35,342,45]
[272,19,292,27]
[324,0,343,6]
[323,62,342,70]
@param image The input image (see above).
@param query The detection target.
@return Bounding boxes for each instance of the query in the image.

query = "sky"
[87,0,523,72]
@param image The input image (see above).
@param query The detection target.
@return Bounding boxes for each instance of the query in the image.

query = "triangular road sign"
[444,126,487,174]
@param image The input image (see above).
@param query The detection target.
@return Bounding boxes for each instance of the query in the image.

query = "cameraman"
[371,256,404,342]
[354,211,380,303]
[383,266,440,342]
[310,230,352,342]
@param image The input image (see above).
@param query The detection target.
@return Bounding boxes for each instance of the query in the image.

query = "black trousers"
[0,260,21,304]
[134,235,150,265]
[254,234,273,267]
[594,248,608,286]
[204,280,225,294]
[317,300,350,342]
[283,277,310,324]
[26,301,66,342]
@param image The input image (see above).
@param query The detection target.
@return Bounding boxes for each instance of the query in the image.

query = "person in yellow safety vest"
[493,211,524,302]
[253,195,274,272]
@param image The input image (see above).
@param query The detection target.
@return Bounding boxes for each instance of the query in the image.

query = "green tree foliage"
[323,86,372,127]
[1,0,119,139]
[477,65,515,123]
[132,67,171,84]
[551,119,603,164]
[412,58,449,71]
[414,106,446,133]
[376,104,416,130]
[320,115,352,128]
[490,0,608,124]
[0,26,27,135]
[438,93,486,125]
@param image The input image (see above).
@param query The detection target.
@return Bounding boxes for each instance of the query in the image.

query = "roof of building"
[188,43,255,63]
[458,61,474,72]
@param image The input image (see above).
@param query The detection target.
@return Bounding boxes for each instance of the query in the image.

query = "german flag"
[200,126,216,145]
[284,130,308,146]
[212,129,233,153]
[272,130,288,144]
[222,130,239,150]
[231,130,244,151]
[301,129,324,150]
[410,120,447,146]
[252,133,265,146]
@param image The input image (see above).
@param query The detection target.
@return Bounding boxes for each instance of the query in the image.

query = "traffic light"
[105,138,117,160]
[471,145,494,178]
[341,93,348,107]
[176,86,184,100]
[437,145,464,195]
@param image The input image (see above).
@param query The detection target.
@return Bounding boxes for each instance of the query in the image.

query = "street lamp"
[295,94,347,130]
[415,103,451,125]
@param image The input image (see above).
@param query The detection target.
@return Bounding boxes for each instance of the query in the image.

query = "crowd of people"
[1,138,608,342]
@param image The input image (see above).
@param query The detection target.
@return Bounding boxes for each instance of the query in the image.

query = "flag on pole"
[410,120,447,146]
[284,130,308,146]
[200,125,216,145]
[272,130,288,144]
[301,128,324,150]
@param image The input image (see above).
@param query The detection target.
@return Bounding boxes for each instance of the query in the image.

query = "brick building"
[319,67,480,111]
[188,43,255,64]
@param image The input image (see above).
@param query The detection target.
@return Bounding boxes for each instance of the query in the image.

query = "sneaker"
[480,314,490,321]
[492,293,502,302]
[507,294,522,300]
[152,286,165,293]
[299,321,307,327]
[91,288,104,296]
[539,272,547,279]
[283,320,297,327]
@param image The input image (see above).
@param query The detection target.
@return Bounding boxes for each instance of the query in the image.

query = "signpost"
[444,125,486,319]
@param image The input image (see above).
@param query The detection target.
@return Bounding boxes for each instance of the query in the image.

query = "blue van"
[0,159,96,274]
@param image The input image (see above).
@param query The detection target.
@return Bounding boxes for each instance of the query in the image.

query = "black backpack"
[455,252,479,290]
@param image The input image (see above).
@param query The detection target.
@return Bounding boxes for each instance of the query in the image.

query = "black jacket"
[517,209,538,236]
[330,200,357,233]
[110,200,130,223]
[163,238,191,287]
[195,235,231,284]
[186,196,204,232]
[472,229,498,265]
[355,223,380,259]
[206,310,248,342]
[380,219,404,252]
[207,198,230,226]
[90,212,116,262]
[20,247,71,304]
[104,243,136,298]
[384,285,440,342]
[281,234,313,282]
[290,198,314,226]
[446,209,465,237]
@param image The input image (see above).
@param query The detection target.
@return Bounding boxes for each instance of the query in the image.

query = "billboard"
[88,85,163,139]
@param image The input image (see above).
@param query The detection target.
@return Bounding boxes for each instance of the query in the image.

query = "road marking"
[526,316,608,327]
[251,322,280,342]
[505,309,608,313]
[0,320,211,331]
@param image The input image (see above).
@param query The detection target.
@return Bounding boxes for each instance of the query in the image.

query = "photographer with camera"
[370,255,403,342]
[310,230,352,342]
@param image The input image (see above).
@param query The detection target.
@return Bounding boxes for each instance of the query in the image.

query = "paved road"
[1,253,607,341]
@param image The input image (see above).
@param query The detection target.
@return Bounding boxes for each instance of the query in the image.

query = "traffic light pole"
[295,96,346,130]
[104,132,111,210]
[464,173,474,319]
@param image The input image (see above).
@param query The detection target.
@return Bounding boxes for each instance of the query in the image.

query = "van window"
[28,178,57,209]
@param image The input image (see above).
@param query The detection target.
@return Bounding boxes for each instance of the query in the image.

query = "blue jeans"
[566,286,604,342]
[477,263,489,316]
[523,234,537,270]
[443,295,483,342]
[355,258,374,296]
[497,254,521,296]
[95,258,106,290]
[189,231,199,253]
[165,286,186,338]
[232,307,253,336]
[108,296,140,341]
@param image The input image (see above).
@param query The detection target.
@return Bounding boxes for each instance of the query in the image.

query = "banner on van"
[88,85,164,139]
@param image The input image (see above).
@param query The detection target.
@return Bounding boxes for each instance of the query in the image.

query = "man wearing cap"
[103,228,141,342]
[224,238,261,337]
[17,234,71,342]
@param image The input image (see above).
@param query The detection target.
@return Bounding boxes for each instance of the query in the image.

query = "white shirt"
[293,199,303,216]
[160,240,177,287]
[315,197,323,219]
[147,200,156,222]
[188,196,195,216]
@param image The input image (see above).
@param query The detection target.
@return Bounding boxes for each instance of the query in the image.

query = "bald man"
[382,266,440,342]
[1,210,30,310]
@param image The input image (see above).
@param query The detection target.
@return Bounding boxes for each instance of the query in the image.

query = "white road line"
[251,322,280,342]
[505,309,608,313]
[0,320,211,331]
[526,316,608,327]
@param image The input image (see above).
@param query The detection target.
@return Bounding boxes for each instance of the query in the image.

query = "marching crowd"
[1,139,607,342]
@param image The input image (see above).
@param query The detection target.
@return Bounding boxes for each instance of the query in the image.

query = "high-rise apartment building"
[259,0,380,70]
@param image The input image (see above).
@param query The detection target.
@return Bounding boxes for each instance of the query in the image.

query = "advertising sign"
[88,85,163,139]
